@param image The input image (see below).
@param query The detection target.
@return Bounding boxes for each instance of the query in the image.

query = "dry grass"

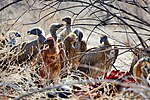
[0,52,150,100]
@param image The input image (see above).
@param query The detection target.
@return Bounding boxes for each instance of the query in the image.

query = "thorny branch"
[55,0,149,48]
[0,0,23,12]
[1,0,150,57]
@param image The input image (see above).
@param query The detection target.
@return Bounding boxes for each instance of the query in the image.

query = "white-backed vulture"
[133,57,150,87]
[47,23,67,69]
[73,28,87,52]
[59,16,72,41]
[31,23,66,72]
[63,32,79,70]
[78,35,119,79]
[0,30,21,50]
[0,27,46,70]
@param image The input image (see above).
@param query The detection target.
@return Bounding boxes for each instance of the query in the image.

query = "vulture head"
[73,28,83,41]
[27,27,45,37]
[43,37,57,54]
[6,30,21,47]
[27,27,46,43]
[62,16,71,25]
[100,35,108,44]
[73,28,87,52]
[49,23,64,41]
[8,31,21,39]
[50,23,64,32]
[65,32,78,45]
[44,37,55,48]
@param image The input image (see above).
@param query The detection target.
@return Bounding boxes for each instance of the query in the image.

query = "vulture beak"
[62,17,71,24]
[44,38,55,45]
[44,40,48,44]
[100,39,103,43]
[27,31,31,35]
[62,18,66,22]
[100,36,107,43]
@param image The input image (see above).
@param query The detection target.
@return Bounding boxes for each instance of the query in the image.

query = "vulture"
[73,28,87,52]
[0,30,21,50]
[0,27,46,70]
[133,57,150,87]
[63,32,79,70]
[59,16,72,41]
[47,23,67,68]
[39,37,62,82]
[130,48,150,74]
[78,35,119,79]
[29,23,66,82]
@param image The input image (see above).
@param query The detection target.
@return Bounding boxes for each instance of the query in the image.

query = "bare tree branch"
[0,0,23,12]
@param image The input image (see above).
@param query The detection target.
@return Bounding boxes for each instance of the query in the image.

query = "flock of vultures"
[0,16,150,88]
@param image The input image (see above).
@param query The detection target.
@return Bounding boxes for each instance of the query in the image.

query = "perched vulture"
[63,32,79,70]
[133,57,150,87]
[73,28,87,52]
[78,35,119,79]
[59,16,72,41]
[39,37,62,82]
[0,27,46,70]
[0,31,21,50]
[130,48,150,74]
[47,23,67,68]
[29,24,66,82]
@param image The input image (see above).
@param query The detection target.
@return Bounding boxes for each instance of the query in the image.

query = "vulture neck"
[103,40,111,46]
[50,31,57,41]
[38,35,46,47]
[66,24,72,34]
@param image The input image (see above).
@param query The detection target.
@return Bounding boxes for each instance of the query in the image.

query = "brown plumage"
[39,37,62,82]
[133,57,150,87]
[57,38,68,69]
[46,23,67,69]
[63,32,79,70]
[29,24,66,82]
[0,27,46,70]
[78,35,119,79]
[130,48,150,74]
